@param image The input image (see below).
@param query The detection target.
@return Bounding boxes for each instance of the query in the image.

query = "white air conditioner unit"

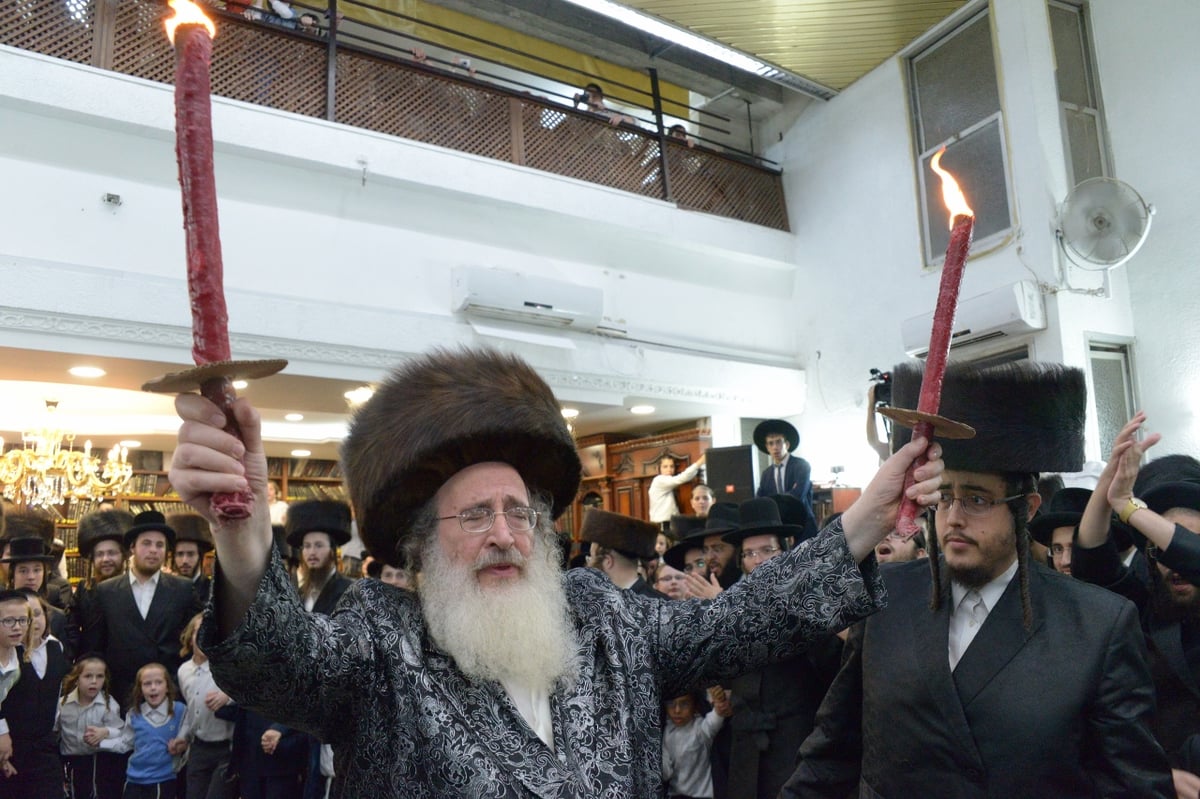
[901,280,1046,357]
[451,266,608,332]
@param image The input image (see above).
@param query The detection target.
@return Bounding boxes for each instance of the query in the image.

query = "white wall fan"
[1057,177,1154,271]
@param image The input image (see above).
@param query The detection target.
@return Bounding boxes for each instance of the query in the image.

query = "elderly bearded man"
[171,348,944,798]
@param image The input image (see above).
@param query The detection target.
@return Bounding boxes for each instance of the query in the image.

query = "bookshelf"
[14,451,348,583]
[267,456,347,502]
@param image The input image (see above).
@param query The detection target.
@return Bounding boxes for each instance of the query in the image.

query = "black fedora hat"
[1144,482,1200,516]
[1028,487,1093,546]
[124,511,176,550]
[723,498,805,546]
[663,503,739,571]
[753,420,799,455]
[768,494,818,543]
[0,536,55,565]
[669,515,707,541]
[286,500,353,548]
[78,509,134,558]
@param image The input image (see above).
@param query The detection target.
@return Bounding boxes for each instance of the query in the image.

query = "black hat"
[365,558,384,579]
[1135,455,1200,496]
[1028,487,1093,546]
[0,589,29,605]
[285,500,352,548]
[168,513,214,554]
[78,509,134,558]
[0,536,55,565]
[768,494,818,543]
[341,348,580,567]
[669,515,707,540]
[579,509,660,560]
[753,420,799,455]
[1,512,55,545]
[723,498,805,546]
[890,361,1086,474]
[1144,482,1200,516]
[124,511,176,550]
[663,502,739,571]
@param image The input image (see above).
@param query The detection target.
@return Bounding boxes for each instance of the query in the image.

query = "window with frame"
[1049,1,1110,185]
[909,8,1014,267]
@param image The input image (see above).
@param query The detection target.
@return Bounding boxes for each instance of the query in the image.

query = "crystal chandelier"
[0,400,133,510]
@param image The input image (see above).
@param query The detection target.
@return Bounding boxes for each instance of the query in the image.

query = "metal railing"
[2,0,790,230]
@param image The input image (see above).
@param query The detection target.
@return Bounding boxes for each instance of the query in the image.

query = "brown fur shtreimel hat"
[580,508,660,560]
[77,509,136,557]
[342,348,581,566]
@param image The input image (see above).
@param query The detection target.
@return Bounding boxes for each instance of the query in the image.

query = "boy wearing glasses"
[784,361,1171,798]
[0,590,32,777]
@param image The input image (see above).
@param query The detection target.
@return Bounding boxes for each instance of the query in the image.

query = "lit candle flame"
[165,0,216,44]
[930,147,974,228]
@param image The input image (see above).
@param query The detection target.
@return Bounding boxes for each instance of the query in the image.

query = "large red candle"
[167,1,252,519]
[895,148,975,536]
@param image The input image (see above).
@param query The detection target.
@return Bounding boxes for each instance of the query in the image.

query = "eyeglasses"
[741,545,781,562]
[935,492,1025,517]
[702,543,730,556]
[683,559,707,574]
[0,617,30,629]
[656,575,686,584]
[437,506,538,534]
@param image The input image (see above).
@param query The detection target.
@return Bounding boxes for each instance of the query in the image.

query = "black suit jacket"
[81,570,202,706]
[784,558,1172,799]
[310,572,353,617]
[757,457,813,509]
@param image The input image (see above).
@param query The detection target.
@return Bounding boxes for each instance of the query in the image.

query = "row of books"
[122,473,172,496]
[286,483,348,501]
[265,457,343,479]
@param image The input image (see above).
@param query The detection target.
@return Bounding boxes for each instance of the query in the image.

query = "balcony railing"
[2,0,790,231]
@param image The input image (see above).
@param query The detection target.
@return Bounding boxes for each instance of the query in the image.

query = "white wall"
[1089,0,1200,457]
[764,0,1190,483]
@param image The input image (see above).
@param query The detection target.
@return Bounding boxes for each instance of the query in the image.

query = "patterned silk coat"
[201,522,886,798]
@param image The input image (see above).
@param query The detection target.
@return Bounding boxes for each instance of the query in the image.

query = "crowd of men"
[5,347,1200,798]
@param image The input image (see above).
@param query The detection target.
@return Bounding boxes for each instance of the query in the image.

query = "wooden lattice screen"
[2,0,790,231]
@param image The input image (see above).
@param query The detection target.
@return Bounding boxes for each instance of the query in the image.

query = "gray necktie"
[775,464,785,494]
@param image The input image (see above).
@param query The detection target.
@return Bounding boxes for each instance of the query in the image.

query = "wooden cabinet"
[564,428,710,539]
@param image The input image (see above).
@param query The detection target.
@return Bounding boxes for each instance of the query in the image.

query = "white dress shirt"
[948,559,1017,670]
[55,688,127,755]
[178,658,234,743]
[500,678,554,752]
[647,461,704,523]
[129,569,161,619]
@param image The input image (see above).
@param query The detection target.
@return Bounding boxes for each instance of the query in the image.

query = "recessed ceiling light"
[561,408,580,419]
[69,366,106,378]
[629,404,656,415]
[344,386,374,406]
[118,440,142,448]
[284,413,304,422]
[291,449,312,457]
[231,380,249,390]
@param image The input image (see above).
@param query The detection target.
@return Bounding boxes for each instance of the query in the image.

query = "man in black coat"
[753,419,814,519]
[81,510,202,707]
[783,361,1172,799]
[286,500,354,616]
[168,512,214,606]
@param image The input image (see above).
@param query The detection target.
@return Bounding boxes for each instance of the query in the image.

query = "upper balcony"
[2,0,789,231]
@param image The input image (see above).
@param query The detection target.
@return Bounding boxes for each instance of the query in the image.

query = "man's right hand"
[261,729,282,755]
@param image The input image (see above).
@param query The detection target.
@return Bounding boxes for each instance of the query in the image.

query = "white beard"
[419,532,577,694]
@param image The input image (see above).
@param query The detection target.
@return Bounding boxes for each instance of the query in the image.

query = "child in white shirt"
[662,689,730,799]
[56,655,127,799]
